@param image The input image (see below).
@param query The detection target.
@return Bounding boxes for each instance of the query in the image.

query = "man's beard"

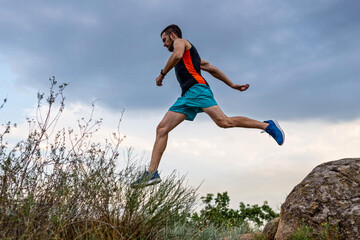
[168,39,174,52]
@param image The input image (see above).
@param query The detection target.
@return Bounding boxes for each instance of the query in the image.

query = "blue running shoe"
[130,170,162,188]
[263,120,285,145]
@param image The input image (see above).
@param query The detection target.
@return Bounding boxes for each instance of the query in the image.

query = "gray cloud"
[1,0,359,121]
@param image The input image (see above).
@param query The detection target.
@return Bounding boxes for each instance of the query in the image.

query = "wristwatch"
[160,69,166,77]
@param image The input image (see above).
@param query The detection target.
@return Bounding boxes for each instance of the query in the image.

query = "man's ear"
[170,32,177,40]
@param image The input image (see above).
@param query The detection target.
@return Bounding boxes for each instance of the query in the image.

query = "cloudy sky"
[1,0,360,210]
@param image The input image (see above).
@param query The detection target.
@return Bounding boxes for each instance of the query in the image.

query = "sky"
[1,0,360,211]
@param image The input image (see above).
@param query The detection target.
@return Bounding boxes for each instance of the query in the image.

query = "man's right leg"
[203,105,268,129]
[203,105,285,145]
[148,111,187,172]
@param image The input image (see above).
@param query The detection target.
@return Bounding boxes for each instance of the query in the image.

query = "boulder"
[275,158,360,240]
[263,217,279,240]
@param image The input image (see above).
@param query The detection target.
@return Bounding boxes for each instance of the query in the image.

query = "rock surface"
[275,158,360,240]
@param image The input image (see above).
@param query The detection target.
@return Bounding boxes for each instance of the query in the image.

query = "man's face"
[161,33,174,52]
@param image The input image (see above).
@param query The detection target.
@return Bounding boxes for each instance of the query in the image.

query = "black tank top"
[175,42,209,96]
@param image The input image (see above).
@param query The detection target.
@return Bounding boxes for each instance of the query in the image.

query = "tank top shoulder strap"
[184,39,193,51]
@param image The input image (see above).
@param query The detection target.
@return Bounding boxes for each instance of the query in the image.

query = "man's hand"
[156,74,164,86]
[232,83,250,92]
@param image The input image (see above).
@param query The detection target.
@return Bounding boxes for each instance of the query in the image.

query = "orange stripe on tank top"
[182,50,206,85]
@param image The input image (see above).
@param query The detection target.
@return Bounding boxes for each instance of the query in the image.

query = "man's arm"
[156,39,186,86]
[200,59,249,91]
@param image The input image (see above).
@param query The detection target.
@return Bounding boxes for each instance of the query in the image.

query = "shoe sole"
[131,178,162,188]
[273,120,285,146]
[147,178,162,186]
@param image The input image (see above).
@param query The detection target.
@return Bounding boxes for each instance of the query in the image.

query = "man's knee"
[156,123,170,136]
[215,117,233,128]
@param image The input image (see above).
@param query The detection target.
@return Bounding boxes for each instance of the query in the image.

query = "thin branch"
[0,97,7,110]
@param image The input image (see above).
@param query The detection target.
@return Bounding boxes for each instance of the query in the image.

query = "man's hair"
[161,24,182,38]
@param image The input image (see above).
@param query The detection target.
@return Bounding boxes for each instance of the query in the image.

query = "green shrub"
[290,218,340,240]
[159,221,251,240]
[190,192,279,229]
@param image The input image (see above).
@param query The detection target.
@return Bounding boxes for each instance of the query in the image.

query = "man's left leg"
[131,111,187,188]
[148,111,187,172]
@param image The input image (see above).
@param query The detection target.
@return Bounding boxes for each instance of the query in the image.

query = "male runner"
[131,24,284,187]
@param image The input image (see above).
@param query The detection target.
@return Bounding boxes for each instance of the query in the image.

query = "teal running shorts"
[169,84,218,121]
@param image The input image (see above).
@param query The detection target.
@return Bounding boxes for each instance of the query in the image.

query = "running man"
[131,24,284,187]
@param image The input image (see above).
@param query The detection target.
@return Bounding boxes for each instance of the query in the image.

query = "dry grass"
[0,78,198,239]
